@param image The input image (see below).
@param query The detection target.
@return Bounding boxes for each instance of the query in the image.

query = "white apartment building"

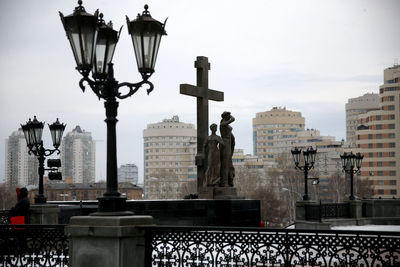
[143,115,196,199]
[345,93,379,147]
[5,129,38,187]
[60,126,96,183]
[118,164,139,185]
[253,107,305,161]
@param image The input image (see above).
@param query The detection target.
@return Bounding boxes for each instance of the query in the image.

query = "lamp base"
[34,195,47,204]
[97,195,132,214]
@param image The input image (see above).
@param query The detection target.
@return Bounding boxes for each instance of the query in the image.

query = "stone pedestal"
[347,200,362,219]
[30,204,60,224]
[198,187,214,199]
[199,187,243,199]
[213,187,243,199]
[66,215,153,267]
[295,200,317,221]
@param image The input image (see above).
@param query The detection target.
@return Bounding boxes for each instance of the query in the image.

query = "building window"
[368,134,373,139]
[368,143,373,148]
[377,162,382,167]
[377,152,383,157]
[369,162,373,167]
[376,125,382,130]
[377,171,383,176]
[376,115,381,120]
[390,171,396,176]
[389,114,395,120]
[389,152,396,157]
[390,180,397,185]
[389,133,395,138]
[376,134,382,139]
[377,189,384,195]
[378,180,384,185]
[389,161,396,166]
[391,190,397,195]
[369,152,373,158]
[389,143,395,148]
[377,143,383,148]
[389,124,395,129]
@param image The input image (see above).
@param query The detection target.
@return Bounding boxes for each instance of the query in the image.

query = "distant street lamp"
[340,151,363,200]
[21,116,66,204]
[60,1,167,213]
[291,146,318,201]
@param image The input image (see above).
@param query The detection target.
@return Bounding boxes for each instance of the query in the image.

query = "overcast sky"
[1,0,399,184]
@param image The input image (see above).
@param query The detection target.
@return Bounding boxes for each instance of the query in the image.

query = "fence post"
[66,215,153,267]
[319,200,322,222]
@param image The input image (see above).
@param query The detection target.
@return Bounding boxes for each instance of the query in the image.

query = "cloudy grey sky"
[1,0,399,184]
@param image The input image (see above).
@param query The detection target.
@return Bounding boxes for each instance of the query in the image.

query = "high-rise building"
[118,164,139,185]
[252,107,305,161]
[355,64,400,198]
[345,93,379,147]
[60,126,96,183]
[4,129,38,187]
[143,115,197,199]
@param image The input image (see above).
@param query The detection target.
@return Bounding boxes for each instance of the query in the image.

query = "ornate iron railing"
[0,224,69,267]
[305,203,350,221]
[0,210,10,225]
[143,226,400,266]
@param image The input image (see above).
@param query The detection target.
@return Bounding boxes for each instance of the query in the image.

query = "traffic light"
[48,172,62,180]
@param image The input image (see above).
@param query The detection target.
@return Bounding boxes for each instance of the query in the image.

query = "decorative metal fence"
[0,224,69,267]
[143,226,400,267]
[305,203,350,221]
[0,210,10,225]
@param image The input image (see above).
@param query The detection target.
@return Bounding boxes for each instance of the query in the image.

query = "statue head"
[210,123,217,133]
[221,111,231,119]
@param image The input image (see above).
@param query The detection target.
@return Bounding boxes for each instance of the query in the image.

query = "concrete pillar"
[66,215,153,267]
[295,200,317,221]
[347,200,362,219]
[30,204,60,224]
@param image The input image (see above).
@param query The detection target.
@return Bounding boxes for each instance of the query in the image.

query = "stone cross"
[180,56,224,193]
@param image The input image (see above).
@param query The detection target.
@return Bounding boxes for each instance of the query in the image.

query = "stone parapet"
[30,204,60,224]
[66,215,153,267]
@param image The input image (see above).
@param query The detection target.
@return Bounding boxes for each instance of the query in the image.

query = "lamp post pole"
[291,147,317,201]
[60,2,166,213]
[349,170,355,200]
[303,163,309,201]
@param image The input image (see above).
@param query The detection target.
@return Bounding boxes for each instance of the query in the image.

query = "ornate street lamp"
[291,146,318,201]
[340,151,363,200]
[60,2,167,213]
[21,117,66,204]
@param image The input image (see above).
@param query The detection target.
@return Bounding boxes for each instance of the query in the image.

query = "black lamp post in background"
[60,1,167,213]
[340,152,363,200]
[291,146,317,201]
[21,116,66,204]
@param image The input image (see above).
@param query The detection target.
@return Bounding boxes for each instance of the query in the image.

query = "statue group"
[204,111,235,187]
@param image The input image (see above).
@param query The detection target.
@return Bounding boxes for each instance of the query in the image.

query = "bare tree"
[235,164,291,226]
[0,183,17,210]
[355,176,374,199]
[235,166,268,197]
[250,186,288,227]
[327,170,346,203]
